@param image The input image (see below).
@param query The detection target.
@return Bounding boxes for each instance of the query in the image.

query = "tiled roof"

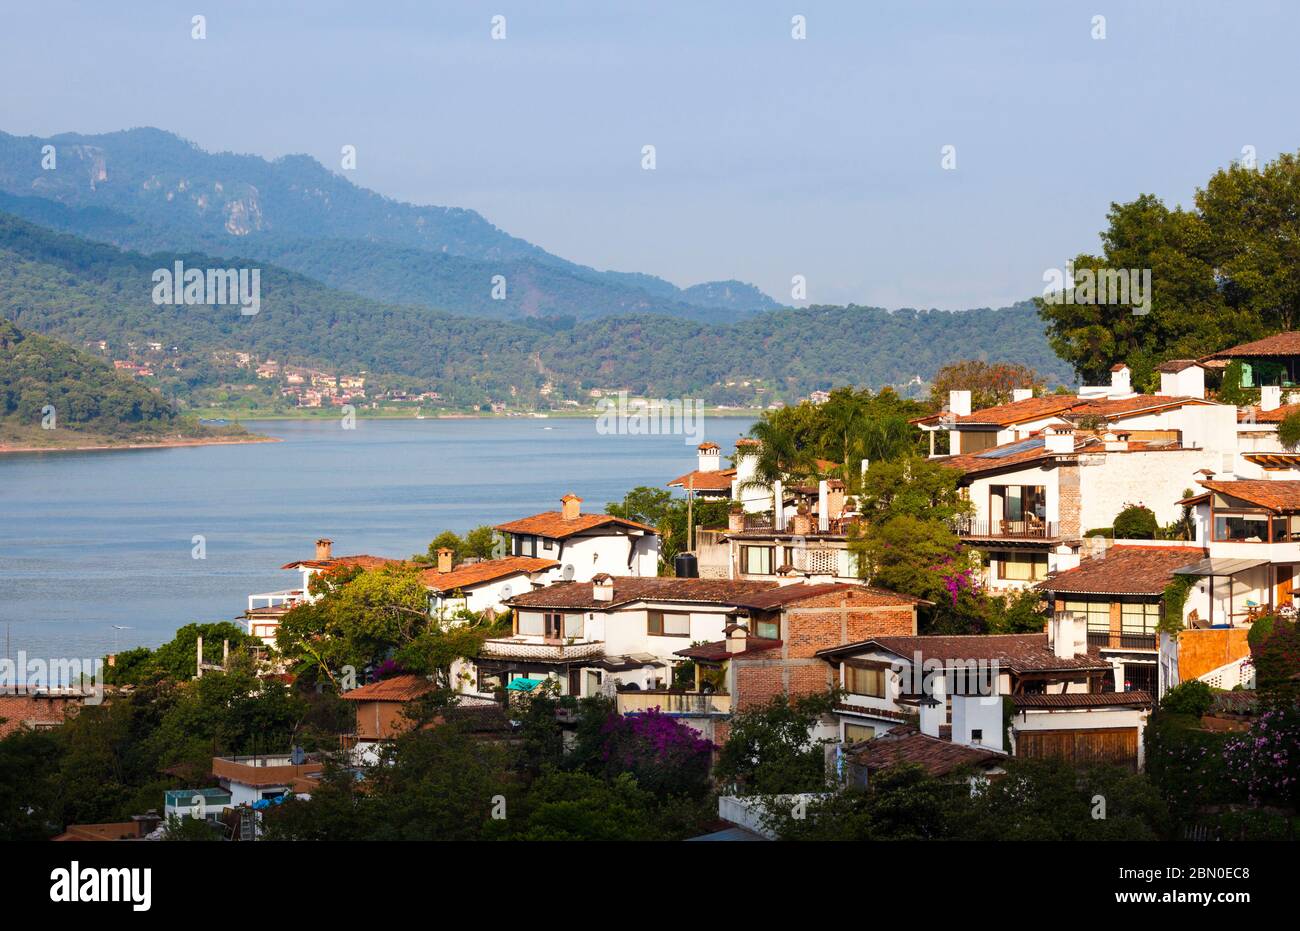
[340,674,436,702]
[820,634,1112,674]
[847,728,1002,776]
[1154,359,1201,373]
[1204,331,1300,358]
[674,637,784,661]
[730,583,923,610]
[916,393,1211,429]
[0,694,78,738]
[1199,479,1300,511]
[953,396,1085,426]
[666,468,736,491]
[494,511,658,539]
[1012,690,1153,709]
[506,576,780,610]
[1210,690,1259,715]
[421,556,558,593]
[1035,545,1207,596]
[280,554,400,571]
[833,702,917,722]
[1240,401,1300,424]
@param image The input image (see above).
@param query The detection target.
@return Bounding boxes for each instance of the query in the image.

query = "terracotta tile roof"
[1199,479,1300,511]
[1155,359,1201,373]
[280,554,400,571]
[507,576,780,610]
[1012,690,1153,709]
[731,583,924,610]
[847,727,1002,777]
[340,674,436,702]
[421,556,559,593]
[667,468,736,491]
[1074,394,1209,418]
[0,693,78,738]
[1204,331,1300,358]
[819,634,1112,674]
[833,702,917,722]
[494,511,658,539]
[1034,545,1207,596]
[674,637,784,661]
[953,395,1086,426]
[916,393,1212,429]
[1241,401,1300,424]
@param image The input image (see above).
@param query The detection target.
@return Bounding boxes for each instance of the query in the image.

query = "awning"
[1173,557,1270,577]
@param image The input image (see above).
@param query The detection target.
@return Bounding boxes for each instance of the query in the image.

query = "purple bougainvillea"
[598,709,714,797]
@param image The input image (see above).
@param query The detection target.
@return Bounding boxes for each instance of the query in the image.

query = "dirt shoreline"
[0,434,281,455]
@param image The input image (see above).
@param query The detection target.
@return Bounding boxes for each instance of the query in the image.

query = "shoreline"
[185,407,768,422]
[0,433,280,456]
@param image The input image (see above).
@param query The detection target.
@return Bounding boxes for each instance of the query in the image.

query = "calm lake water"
[0,416,755,659]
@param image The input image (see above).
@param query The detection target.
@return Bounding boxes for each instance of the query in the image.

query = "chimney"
[592,573,614,601]
[437,547,454,573]
[951,694,1004,752]
[827,480,846,521]
[561,493,583,521]
[725,620,749,654]
[1262,385,1282,412]
[1050,611,1085,660]
[949,390,972,417]
[1103,431,1128,452]
[1011,388,1033,402]
[1043,426,1074,454]
[792,501,812,536]
[818,480,830,532]
[315,537,334,560]
[1110,364,1131,396]
[773,480,784,532]
[697,442,721,472]
[919,684,944,738]
[728,504,745,532]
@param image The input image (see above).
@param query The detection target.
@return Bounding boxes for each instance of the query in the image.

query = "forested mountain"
[0,318,175,436]
[0,210,1070,407]
[0,128,774,322]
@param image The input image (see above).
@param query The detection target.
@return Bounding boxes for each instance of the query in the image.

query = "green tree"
[714,691,839,795]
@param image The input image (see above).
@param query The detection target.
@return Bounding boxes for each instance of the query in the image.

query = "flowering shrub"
[1222,704,1300,807]
[598,709,714,798]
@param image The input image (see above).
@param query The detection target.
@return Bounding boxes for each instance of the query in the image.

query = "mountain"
[0,210,1071,408]
[0,128,776,322]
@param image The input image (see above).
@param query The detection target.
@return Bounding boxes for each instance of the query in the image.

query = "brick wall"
[1058,464,1081,539]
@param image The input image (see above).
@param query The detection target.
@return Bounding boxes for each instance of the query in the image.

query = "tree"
[714,691,839,795]
[928,360,1043,411]
[1279,410,1300,451]
[1113,504,1158,540]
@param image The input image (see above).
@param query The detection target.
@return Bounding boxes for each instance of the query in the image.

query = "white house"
[494,493,661,580]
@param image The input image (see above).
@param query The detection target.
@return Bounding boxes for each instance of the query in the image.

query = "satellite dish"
[290,746,305,766]
[500,583,513,599]
[562,564,575,581]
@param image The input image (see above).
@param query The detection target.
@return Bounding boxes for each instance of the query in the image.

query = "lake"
[0,415,755,660]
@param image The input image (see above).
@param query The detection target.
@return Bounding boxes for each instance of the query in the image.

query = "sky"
[1,0,1297,309]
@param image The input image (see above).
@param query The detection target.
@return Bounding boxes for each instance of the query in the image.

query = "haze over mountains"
[0,127,1070,406]
[0,128,778,323]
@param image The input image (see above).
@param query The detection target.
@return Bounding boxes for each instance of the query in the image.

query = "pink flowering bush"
[1222,704,1300,807]
[598,709,714,798]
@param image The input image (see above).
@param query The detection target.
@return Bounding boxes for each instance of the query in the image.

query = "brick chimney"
[728,504,746,532]
[561,493,583,521]
[592,572,614,601]
[315,537,333,560]
[792,501,812,536]
[436,547,454,573]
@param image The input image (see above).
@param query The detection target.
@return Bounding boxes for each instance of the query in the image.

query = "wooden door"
[1275,566,1293,609]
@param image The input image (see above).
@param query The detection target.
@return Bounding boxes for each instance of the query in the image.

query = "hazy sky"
[2,0,1297,308]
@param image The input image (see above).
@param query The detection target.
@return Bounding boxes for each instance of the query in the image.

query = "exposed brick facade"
[1057,463,1081,540]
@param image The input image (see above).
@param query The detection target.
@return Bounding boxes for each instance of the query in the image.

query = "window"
[845,664,886,697]
[844,723,876,744]
[647,610,690,636]
[1120,602,1159,635]
[998,551,1048,581]
[1213,511,1270,542]
[970,728,984,743]
[514,535,538,557]
[741,546,774,575]
[563,613,584,638]
[542,612,578,639]
[1064,600,1111,632]
[754,617,780,639]
[517,611,544,636]
[478,669,503,693]
[959,431,999,453]
[542,539,554,552]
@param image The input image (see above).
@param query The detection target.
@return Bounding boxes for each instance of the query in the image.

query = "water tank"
[674,553,700,578]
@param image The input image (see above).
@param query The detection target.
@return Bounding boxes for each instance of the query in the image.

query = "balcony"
[616,690,732,716]
[247,589,304,612]
[956,517,1058,540]
[1086,631,1158,651]
[478,638,606,662]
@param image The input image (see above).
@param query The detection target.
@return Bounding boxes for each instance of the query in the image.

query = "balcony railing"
[616,690,732,715]
[247,589,304,611]
[479,638,606,662]
[1086,631,1158,651]
[955,517,1058,539]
